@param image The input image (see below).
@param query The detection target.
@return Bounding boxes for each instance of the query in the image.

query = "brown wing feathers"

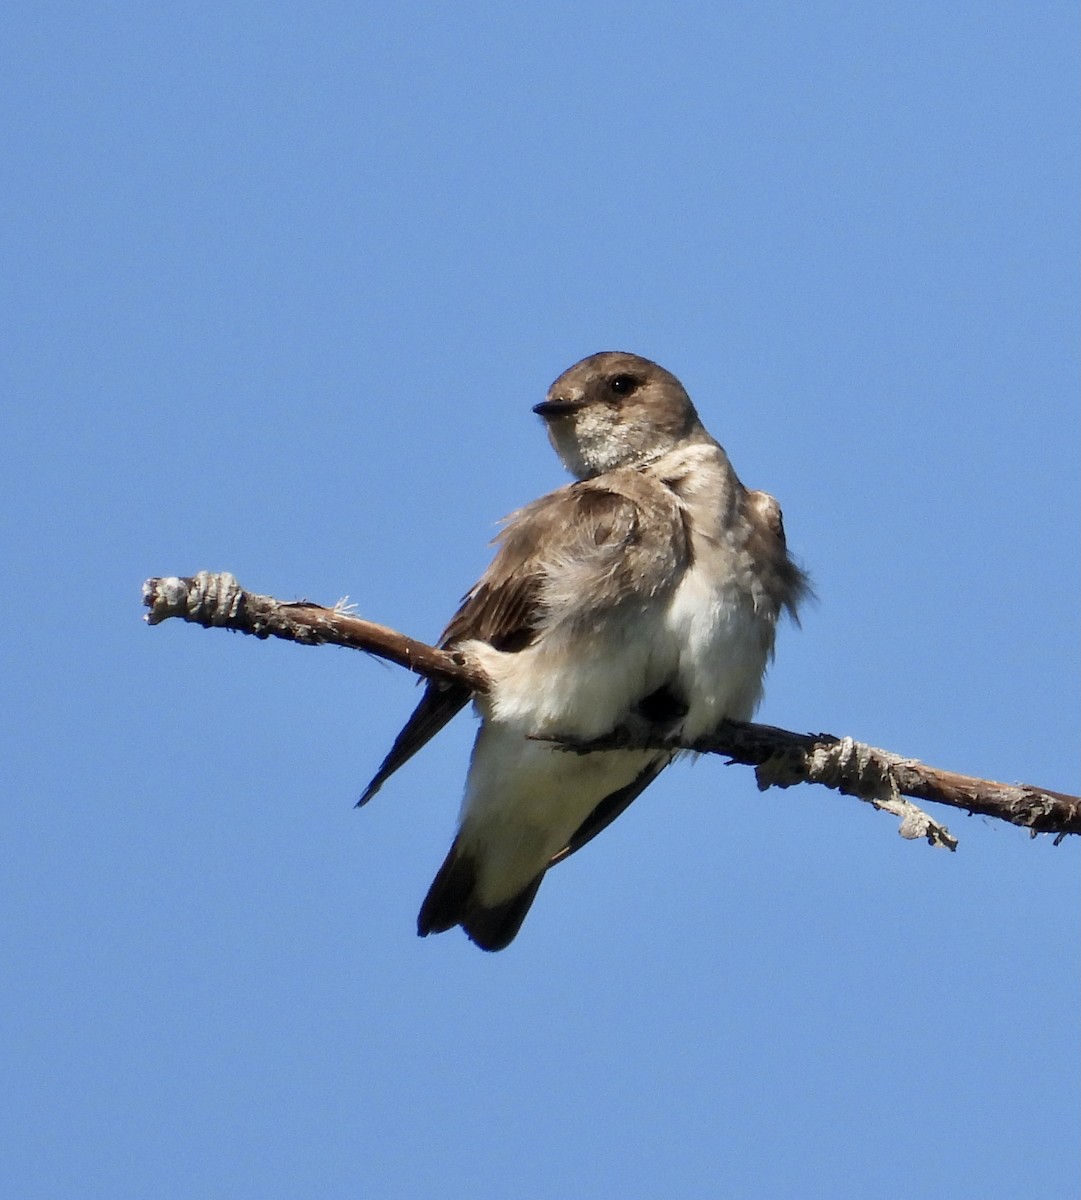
[358,475,686,806]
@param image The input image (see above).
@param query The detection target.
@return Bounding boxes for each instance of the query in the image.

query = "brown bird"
[361,351,808,950]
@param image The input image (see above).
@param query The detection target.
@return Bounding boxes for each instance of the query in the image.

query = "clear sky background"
[4,4,1078,1198]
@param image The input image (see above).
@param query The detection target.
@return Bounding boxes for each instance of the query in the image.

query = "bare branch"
[142,571,1081,843]
[142,571,488,692]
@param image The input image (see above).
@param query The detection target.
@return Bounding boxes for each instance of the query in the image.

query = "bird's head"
[534,351,705,479]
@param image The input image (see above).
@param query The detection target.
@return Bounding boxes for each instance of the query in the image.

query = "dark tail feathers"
[418,838,544,952]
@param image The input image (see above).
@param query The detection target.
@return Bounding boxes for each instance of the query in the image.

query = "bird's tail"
[417,837,545,952]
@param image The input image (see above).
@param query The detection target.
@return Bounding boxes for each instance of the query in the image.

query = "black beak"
[532,396,584,419]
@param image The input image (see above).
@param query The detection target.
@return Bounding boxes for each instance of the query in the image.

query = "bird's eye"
[608,374,640,396]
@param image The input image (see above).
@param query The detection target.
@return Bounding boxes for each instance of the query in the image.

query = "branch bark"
[142,571,1080,844]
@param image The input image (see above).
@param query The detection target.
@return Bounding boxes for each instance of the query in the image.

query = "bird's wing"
[547,756,671,867]
[744,488,813,622]
[357,683,472,806]
[358,471,688,805]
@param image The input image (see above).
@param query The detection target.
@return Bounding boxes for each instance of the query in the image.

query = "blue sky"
[4,4,1078,1197]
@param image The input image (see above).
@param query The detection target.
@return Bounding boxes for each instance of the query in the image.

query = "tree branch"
[142,570,488,692]
[142,571,1080,844]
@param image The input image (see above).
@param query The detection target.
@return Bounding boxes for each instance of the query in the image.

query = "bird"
[359,351,809,951]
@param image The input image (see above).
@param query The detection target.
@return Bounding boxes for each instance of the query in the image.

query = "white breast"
[465,609,665,738]
[663,558,774,738]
